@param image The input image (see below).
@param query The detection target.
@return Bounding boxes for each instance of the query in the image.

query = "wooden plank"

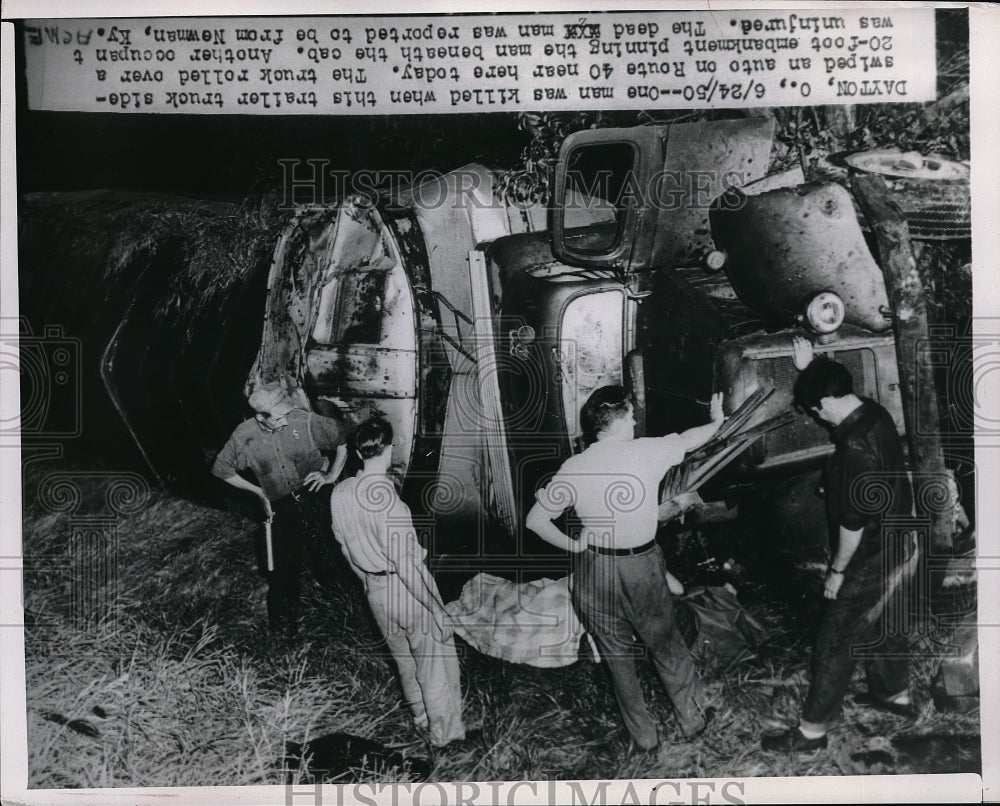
[688,387,771,463]
[688,435,761,490]
[657,436,761,523]
[718,388,773,440]
[660,408,793,508]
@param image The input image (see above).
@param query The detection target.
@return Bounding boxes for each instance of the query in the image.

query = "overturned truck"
[235,118,961,567]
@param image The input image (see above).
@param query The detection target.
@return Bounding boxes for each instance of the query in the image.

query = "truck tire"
[845,150,971,241]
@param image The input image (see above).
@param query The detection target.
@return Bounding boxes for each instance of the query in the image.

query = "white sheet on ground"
[445,573,590,668]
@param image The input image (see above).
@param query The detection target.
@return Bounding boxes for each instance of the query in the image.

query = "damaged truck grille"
[746,348,876,466]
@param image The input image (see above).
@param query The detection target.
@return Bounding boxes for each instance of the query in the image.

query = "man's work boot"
[853,692,916,718]
[761,727,828,753]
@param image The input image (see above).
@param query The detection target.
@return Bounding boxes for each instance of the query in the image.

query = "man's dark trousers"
[266,489,333,635]
[802,550,913,729]
[572,543,706,747]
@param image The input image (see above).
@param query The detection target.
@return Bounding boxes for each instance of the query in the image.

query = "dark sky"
[16,109,528,196]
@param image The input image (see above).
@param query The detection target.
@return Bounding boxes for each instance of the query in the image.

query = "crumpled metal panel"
[247,198,390,397]
[323,197,394,286]
[650,117,774,267]
[711,182,892,332]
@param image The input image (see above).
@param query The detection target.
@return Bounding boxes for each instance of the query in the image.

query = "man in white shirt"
[329,417,466,751]
[527,385,723,751]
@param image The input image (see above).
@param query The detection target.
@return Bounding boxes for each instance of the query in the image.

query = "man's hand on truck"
[792,335,815,371]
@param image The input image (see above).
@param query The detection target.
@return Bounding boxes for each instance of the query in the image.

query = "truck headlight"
[804,291,845,335]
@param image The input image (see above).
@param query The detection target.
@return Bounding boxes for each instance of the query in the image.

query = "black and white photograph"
[1,2,996,803]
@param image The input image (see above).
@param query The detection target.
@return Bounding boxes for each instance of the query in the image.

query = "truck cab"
[248,119,938,565]
[486,121,906,528]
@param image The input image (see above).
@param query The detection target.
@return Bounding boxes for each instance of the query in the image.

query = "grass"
[18,190,286,337]
[20,462,981,787]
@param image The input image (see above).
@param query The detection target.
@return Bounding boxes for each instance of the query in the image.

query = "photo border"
[1,1,995,802]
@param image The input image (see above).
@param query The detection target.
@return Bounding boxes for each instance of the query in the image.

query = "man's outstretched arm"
[792,335,815,371]
[677,391,726,452]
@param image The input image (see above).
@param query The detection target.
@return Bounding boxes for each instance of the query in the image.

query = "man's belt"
[588,539,657,557]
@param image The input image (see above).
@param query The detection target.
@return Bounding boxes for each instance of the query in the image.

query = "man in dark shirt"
[212,382,349,638]
[762,337,917,753]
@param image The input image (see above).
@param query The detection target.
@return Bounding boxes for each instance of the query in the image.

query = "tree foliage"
[499,11,969,206]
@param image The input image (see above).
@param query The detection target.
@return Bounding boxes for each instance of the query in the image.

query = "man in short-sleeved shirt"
[826,402,912,567]
[535,433,688,551]
[212,382,348,638]
[527,385,724,750]
[329,418,465,750]
[762,340,915,753]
